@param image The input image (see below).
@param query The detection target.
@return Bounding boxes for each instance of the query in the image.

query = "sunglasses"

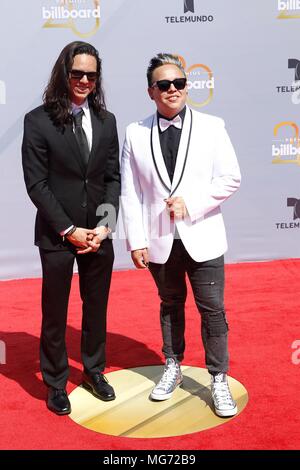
[69,69,98,82]
[152,78,187,92]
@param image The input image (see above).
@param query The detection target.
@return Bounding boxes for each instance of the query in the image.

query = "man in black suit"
[22,42,120,415]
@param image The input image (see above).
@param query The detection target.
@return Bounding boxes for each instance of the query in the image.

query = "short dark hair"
[43,41,106,128]
[147,53,186,87]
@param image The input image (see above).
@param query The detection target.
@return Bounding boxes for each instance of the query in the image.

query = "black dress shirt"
[158,106,186,183]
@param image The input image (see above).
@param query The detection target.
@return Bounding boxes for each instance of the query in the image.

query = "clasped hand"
[165,197,187,219]
[66,226,110,254]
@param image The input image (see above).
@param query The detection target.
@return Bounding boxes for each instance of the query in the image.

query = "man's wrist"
[60,225,75,236]
[95,226,111,240]
[65,226,77,237]
[61,225,77,241]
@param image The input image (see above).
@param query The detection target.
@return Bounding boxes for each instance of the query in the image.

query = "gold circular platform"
[69,366,248,438]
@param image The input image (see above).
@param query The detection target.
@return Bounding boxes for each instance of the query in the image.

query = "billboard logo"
[277,0,300,18]
[42,0,100,38]
[165,0,213,24]
[184,0,195,13]
[272,121,300,165]
[0,80,6,105]
[178,56,214,108]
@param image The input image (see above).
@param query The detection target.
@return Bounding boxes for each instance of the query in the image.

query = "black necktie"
[73,108,90,166]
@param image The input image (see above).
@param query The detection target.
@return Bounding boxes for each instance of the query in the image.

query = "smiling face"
[148,64,187,118]
[69,53,97,106]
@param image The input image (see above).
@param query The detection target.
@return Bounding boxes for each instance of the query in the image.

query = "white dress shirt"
[71,100,93,152]
[60,101,93,235]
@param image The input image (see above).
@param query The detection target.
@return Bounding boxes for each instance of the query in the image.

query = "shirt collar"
[71,99,89,115]
[157,105,186,122]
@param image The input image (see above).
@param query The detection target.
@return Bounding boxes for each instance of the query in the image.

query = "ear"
[148,87,154,100]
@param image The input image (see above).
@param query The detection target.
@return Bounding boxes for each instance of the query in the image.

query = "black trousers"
[39,239,114,389]
[149,239,229,374]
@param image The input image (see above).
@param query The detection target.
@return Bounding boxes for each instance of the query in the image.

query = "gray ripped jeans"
[149,239,229,374]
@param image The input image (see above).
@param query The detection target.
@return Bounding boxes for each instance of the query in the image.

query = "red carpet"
[0,259,300,450]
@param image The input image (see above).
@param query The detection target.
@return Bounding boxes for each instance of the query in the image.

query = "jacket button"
[81,202,87,208]
[85,179,88,184]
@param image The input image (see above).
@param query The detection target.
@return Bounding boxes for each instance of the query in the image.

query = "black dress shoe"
[82,372,116,401]
[47,387,71,415]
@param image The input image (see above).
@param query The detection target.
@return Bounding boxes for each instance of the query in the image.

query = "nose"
[168,83,177,92]
[80,74,89,83]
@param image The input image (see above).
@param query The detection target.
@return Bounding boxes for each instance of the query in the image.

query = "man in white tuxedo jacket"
[121,53,241,417]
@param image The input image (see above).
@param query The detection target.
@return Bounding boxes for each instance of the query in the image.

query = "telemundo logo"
[287,197,300,220]
[0,80,6,105]
[184,0,194,13]
[275,198,300,230]
[276,59,300,103]
[165,0,213,24]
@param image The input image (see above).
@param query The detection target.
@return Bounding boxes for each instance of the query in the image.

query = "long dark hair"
[43,41,106,128]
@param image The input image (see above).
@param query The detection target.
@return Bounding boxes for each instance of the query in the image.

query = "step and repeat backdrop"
[0,0,300,279]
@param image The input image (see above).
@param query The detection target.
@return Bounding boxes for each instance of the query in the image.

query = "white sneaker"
[211,373,237,417]
[150,358,183,401]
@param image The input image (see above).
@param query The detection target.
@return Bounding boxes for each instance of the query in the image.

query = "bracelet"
[66,225,77,237]
[62,225,77,241]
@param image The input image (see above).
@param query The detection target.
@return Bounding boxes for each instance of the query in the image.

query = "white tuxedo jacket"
[121,107,241,263]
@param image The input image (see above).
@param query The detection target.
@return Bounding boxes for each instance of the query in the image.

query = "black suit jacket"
[22,105,120,250]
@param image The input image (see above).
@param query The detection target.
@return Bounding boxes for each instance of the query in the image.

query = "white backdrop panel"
[0,0,300,279]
